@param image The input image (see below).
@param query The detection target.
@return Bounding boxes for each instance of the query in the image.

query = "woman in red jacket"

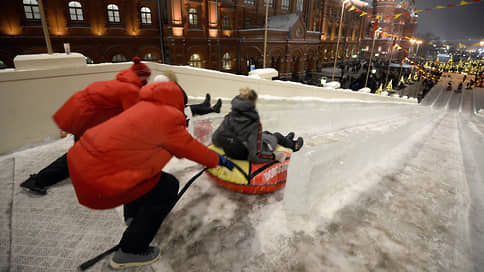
[67,76,232,269]
[20,57,151,195]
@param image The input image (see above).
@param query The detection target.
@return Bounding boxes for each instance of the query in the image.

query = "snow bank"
[324,81,341,89]
[358,87,371,93]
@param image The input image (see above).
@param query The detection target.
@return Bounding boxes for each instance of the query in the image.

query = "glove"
[218,155,234,170]
[274,151,287,163]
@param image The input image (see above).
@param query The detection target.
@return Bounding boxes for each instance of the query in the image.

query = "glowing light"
[172,27,183,37]
[223,30,232,37]
[209,29,218,38]
[416,40,423,45]
[410,39,416,44]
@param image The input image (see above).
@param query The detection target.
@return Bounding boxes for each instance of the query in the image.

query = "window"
[107,4,120,23]
[281,0,289,10]
[188,8,198,26]
[223,15,230,29]
[244,0,255,5]
[143,53,158,61]
[68,1,84,21]
[23,0,40,20]
[296,0,303,12]
[223,53,232,70]
[265,0,273,7]
[245,18,251,27]
[188,54,202,68]
[140,7,152,24]
[112,54,127,62]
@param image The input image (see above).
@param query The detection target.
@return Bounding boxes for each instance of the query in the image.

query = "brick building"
[0,0,373,82]
[361,0,418,61]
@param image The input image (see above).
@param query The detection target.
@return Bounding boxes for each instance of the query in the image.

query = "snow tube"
[206,145,291,194]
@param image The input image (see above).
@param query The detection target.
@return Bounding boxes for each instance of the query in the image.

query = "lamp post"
[365,28,380,88]
[263,0,270,68]
[332,0,350,81]
[384,43,398,89]
[416,40,423,57]
[38,0,53,54]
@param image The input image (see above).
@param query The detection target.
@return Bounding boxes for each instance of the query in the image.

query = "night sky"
[416,0,484,42]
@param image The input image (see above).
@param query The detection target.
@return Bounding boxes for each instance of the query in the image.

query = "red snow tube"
[206,145,291,194]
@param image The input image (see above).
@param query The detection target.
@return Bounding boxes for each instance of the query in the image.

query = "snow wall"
[0,54,414,154]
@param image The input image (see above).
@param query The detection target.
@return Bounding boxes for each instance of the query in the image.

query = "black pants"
[120,172,179,253]
[270,132,294,149]
[189,103,214,116]
[35,136,79,187]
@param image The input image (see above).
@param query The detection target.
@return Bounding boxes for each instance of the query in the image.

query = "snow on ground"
[3,78,484,271]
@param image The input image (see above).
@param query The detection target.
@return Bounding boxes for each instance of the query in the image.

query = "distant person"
[20,57,151,195]
[212,87,303,164]
[67,72,233,269]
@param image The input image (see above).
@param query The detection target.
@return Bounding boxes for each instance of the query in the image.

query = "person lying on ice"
[67,72,233,269]
[20,57,151,195]
[212,87,304,164]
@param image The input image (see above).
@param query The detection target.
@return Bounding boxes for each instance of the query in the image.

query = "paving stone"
[0,158,14,272]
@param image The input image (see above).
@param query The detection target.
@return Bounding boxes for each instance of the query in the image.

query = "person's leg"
[21,136,79,194]
[189,104,214,115]
[118,172,179,253]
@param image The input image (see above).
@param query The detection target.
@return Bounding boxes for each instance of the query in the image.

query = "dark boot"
[212,98,222,113]
[203,93,211,106]
[20,174,47,195]
[292,137,304,152]
[110,246,161,269]
[285,132,295,142]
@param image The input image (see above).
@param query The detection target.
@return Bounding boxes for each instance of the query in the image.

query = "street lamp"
[416,40,423,57]
[332,0,350,81]
[480,40,484,47]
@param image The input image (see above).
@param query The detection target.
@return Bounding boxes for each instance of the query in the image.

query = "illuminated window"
[188,54,202,68]
[23,0,40,20]
[141,7,152,24]
[281,0,289,10]
[112,54,127,62]
[188,8,198,26]
[223,53,232,70]
[143,53,158,61]
[68,1,84,21]
[265,0,273,8]
[244,0,255,5]
[296,0,303,12]
[107,4,120,23]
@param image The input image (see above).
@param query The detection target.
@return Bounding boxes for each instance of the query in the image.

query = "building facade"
[361,0,418,61]
[0,0,394,82]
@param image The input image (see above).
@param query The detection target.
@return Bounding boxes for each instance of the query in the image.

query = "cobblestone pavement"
[3,139,154,271]
[0,158,14,272]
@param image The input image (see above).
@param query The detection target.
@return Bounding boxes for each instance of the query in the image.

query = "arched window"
[188,8,198,26]
[143,53,158,61]
[107,4,120,23]
[264,0,273,8]
[296,0,303,12]
[188,54,202,68]
[140,7,152,24]
[223,53,232,70]
[112,54,127,63]
[281,0,289,10]
[68,1,84,21]
[23,0,40,20]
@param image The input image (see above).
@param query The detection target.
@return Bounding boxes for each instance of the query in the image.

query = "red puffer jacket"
[67,81,219,209]
[53,68,142,137]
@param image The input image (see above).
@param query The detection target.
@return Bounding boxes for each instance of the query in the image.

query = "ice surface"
[3,79,484,271]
